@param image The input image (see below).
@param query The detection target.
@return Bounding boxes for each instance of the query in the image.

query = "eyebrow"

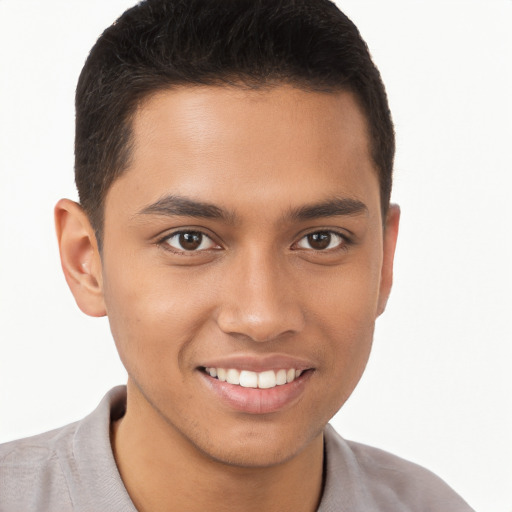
[288,197,368,220]
[136,194,368,223]
[137,195,235,222]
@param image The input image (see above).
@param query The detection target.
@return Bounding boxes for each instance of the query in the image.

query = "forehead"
[106,85,379,221]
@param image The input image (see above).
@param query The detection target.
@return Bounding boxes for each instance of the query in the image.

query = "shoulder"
[321,425,475,511]
[0,386,131,512]
[0,423,77,511]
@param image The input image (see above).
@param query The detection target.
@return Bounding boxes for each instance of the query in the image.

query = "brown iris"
[179,232,203,250]
[307,232,332,250]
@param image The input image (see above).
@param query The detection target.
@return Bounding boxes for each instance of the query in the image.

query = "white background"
[0,1,510,510]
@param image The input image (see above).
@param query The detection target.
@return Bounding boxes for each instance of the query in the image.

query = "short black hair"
[75,0,394,244]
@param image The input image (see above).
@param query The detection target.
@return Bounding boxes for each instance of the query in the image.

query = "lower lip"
[199,371,312,414]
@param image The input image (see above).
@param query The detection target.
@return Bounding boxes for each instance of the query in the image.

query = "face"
[99,85,397,467]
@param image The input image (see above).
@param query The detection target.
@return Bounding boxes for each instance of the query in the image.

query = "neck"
[111,381,325,512]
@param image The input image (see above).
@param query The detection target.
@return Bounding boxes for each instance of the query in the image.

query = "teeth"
[239,370,258,388]
[226,369,240,385]
[258,370,276,389]
[276,369,287,386]
[204,367,305,389]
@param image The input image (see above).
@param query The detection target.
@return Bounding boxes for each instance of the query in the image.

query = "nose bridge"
[216,246,304,342]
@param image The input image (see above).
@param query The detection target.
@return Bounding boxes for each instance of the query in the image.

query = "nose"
[215,250,305,343]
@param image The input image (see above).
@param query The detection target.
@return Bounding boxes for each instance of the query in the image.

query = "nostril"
[216,308,304,343]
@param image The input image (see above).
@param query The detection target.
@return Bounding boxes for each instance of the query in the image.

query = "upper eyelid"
[294,228,352,243]
[301,229,346,238]
[158,228,218,243]
[293,230,348,247]
[157,229,222,252]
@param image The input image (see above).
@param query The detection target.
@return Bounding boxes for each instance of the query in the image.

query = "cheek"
[101,257,210,379]
[319,299,375,384]
[306,248,382,332]
[304,257,381,396]
[314,307,375,418]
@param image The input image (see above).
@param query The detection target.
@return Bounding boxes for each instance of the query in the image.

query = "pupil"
[308,232,331,250]
[179,232,202,250]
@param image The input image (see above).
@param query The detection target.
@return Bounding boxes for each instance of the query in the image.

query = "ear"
[54,199,106,317]
[377,203,400,316]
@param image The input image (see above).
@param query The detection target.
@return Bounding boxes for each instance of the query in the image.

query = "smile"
[199,362,313,414]
[203,367,303,389]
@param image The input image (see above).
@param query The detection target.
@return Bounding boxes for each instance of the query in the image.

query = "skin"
[55,85,399,512]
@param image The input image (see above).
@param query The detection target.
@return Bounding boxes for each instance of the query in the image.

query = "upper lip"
[199,353,315,372]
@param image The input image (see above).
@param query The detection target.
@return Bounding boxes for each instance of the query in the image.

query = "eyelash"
[294,231,350,252]
[158,230,221,254]
[157,229,352,254]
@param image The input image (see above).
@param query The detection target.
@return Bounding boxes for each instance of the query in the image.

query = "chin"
[198,440,305,469]
[187,420,325,469]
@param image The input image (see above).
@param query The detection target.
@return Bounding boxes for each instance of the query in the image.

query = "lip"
[199,353,315,373]
[197,354,315,414]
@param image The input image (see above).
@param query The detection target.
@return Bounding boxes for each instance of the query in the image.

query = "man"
[0,1,474,510]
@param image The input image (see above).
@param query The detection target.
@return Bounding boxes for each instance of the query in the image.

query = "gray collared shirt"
[0,386,474,511]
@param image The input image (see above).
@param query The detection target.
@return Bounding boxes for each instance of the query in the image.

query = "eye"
[163,231,218,252]
[295,231,346,251]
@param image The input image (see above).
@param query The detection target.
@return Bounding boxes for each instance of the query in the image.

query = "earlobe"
[54,199,106,317]
[377,203,400,316]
